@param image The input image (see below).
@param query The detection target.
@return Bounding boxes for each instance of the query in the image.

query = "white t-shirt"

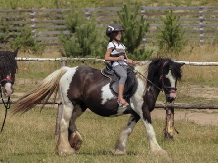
[107,42,128,67]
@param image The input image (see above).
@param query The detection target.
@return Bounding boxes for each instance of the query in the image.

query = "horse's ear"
[14,47,19,57]
[178,62,185,67]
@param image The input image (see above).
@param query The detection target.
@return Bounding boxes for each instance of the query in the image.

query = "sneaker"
[117,98,129,107]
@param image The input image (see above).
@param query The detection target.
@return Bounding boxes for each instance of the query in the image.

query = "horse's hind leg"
[68,104,86,151]
[56,103,75,156]
[113,112,140,155]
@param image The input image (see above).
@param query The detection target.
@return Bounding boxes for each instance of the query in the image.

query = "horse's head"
[148,58,184,103]
[159,59,184,102]
[0,48,18,97]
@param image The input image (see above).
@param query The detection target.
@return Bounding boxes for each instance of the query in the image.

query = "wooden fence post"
[55,103,62,139]
[140,6,147,43]
[60,57,67,66]
[85,8,90,20]
[199,6,204,45]
[55,57,68,139]
[30,10,36,39]
[164,106,175,140]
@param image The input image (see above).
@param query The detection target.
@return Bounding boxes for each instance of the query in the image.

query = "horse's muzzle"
[166,92,176,102]
[3,83,14,97]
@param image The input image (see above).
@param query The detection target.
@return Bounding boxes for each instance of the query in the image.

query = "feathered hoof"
[56,148,76,156]
[151,149,169,158]
[69,131,83,151]
[112,149,126,156]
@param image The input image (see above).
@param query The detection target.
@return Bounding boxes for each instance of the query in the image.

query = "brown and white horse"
[13,58,184,156]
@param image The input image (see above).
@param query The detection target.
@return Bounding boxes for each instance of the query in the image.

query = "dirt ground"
[151,109,218,126]
[152,84,218,126]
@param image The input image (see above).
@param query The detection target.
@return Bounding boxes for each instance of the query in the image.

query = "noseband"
[159,61,177,94]
[1,77,15,86]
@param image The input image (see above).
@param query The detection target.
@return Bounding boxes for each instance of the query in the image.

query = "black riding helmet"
[106,24,124,38]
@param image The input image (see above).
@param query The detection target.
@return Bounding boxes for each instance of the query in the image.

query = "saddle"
[101,62,138,100]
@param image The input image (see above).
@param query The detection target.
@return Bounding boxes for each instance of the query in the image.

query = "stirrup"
[117,98,129,107]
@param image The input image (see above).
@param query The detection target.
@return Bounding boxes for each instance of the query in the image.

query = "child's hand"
[133,61,141,65]
[118,55,125,61]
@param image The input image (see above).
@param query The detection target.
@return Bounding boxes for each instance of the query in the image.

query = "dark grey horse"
[0,48,18,96]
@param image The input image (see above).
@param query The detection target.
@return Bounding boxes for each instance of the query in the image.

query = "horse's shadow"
[77,150,138,156]
[10,151,47,156]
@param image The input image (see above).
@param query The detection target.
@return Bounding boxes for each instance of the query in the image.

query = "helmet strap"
[110,32,119,43]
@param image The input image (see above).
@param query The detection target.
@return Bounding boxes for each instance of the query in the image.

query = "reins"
[0,83,11,132]
[127,63,163,91]
[109,51,163,91]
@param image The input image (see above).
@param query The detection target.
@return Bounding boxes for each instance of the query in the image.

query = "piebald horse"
[13,58,184,156]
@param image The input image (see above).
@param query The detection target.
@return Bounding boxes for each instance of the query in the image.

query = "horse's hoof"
[112,149,126,156]
[69,131,83,151]
[57,149,76,156]
[56,146,76,156]
[151,149,168,157]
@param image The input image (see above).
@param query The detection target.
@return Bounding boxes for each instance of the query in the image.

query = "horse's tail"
[13,66,69,114]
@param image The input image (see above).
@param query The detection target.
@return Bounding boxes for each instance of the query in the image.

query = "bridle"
[128,61,178,102]
[0,76,14,132]
[131,61,177,92]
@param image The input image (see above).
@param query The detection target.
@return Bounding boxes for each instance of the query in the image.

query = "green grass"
[1,106,218,162]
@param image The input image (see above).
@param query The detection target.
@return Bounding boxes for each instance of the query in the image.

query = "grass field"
[0,45,217,162]
[1,106,218,163]
[1,0,218,162]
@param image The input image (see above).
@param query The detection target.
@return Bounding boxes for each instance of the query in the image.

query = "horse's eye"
[163,69,169,74]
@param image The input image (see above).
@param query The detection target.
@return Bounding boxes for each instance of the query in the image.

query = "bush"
[0,17,10,45]
[10,29,45,54]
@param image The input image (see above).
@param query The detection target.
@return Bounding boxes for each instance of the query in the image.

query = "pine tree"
[116,0,149,57]
[157,10,187,53]
[59,5,106,58]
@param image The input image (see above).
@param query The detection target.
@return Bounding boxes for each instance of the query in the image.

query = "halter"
[159,61,177,94]
[0,76,14,132]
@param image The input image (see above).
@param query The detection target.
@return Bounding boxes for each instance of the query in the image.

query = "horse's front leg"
[113,111,140,155]
[141,105,168,156]
[56,103,75,156]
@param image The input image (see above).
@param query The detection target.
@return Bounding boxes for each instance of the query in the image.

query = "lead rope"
[0,84,11,133]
